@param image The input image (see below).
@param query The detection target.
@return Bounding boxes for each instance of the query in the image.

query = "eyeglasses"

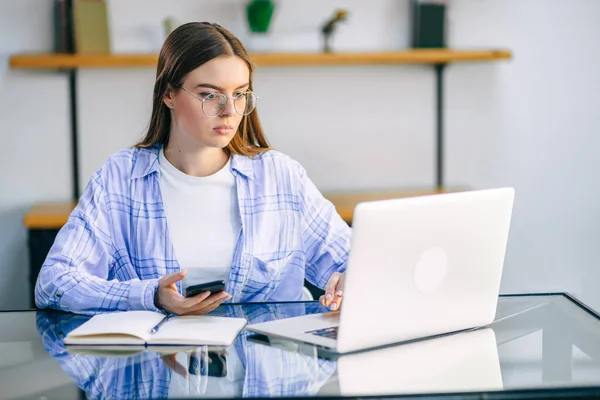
[179,86,258,118]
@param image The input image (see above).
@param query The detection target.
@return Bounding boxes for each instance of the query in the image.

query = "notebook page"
[66,310,165,342]
[64,334,145,346]
[147,316,247,346]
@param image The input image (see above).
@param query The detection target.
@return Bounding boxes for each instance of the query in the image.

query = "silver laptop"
[246,188,515,354]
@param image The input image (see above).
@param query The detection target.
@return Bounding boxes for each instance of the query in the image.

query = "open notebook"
[64,310,247,347]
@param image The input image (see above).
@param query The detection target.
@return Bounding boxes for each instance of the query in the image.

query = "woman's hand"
[320,272,344,311]
[154,271,232,315]
[162,353,188,377]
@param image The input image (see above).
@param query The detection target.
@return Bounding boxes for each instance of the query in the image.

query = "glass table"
[1,294,600,399]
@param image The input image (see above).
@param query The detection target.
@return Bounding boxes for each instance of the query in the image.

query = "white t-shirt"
[158,149,241,290]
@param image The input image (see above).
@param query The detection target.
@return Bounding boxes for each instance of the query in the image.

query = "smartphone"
[189,351,227,377]
[185,280,226,298]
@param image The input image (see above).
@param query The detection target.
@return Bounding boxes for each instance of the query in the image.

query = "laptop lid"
[336,188,515,353]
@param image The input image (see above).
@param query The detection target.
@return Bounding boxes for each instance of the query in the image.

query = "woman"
[35,22,350,316]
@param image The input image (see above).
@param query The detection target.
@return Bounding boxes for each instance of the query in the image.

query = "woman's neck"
[163,140,229,177]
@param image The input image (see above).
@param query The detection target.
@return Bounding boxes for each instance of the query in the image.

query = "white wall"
[1,0,599,310]
[445,0,600,308]
[0,0,71,309]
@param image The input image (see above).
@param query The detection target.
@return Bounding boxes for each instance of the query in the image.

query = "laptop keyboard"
[306,326,338,340]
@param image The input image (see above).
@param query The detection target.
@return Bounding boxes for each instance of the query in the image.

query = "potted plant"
[245,0,276,51]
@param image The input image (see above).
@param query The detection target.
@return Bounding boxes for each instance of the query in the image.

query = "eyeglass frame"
[175,85,259,118]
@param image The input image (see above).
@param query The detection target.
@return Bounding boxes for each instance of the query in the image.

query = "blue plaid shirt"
[35,146,351,314]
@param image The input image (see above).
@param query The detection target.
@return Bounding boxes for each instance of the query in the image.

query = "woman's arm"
[34,170,159,315]
[297,164,352,290]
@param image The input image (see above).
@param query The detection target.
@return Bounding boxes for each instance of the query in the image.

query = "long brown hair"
[136,22,271,156]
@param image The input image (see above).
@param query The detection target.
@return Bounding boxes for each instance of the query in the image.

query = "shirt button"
[56,291,63,298]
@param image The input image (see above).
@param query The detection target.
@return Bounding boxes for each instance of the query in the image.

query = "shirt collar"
[131,146,160,179]
[130,145,254,180]
[230,153,254,180]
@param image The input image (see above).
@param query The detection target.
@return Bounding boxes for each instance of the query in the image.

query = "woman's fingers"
[321,272,345,310]
[185,291,232,315]
[178,290,212,309]
[322,272,342,307]
[159,270,187,288]
[162,354,188,377]
[329,273,345,310]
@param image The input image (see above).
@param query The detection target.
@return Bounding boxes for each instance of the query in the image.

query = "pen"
[150,314,174,334]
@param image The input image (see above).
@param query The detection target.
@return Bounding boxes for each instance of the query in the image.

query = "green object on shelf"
[246,0,275,33]
[411,1,446,48]
[73,0,111,53]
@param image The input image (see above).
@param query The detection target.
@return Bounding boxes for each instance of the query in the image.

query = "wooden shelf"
[24,202,76,229]
[252,50,512,66]
[23,189,465,229]
[324,188,467,223]
[9,49,511,69]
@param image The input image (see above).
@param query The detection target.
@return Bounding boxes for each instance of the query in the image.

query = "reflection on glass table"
[336,328,503,396]
[1,294,600,399]
[34,302,335,399]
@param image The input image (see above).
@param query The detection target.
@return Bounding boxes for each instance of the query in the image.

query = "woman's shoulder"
[97,146,160,185]
[247,149,304,173]
[235,150,310,193]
